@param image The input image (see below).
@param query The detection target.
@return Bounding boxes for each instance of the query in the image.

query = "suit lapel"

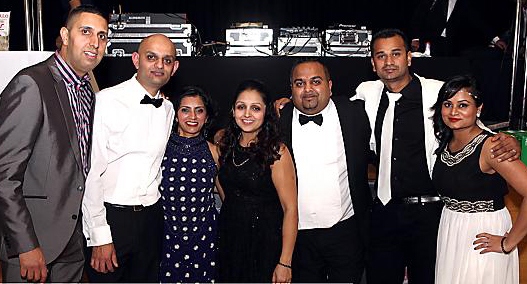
[46,58,83,173]
[333,97,357,188]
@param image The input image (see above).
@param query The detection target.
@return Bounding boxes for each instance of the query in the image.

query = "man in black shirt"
[353,28,520,284]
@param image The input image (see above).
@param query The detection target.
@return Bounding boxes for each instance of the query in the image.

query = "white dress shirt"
[353,75,443,177]
[292,100,354,230]
[82,75,175,246]
[441,0,458,37]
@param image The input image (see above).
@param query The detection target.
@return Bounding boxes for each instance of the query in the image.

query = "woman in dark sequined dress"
[159,87,220,283]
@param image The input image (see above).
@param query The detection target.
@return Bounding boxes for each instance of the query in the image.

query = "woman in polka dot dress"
[159,87,220,283]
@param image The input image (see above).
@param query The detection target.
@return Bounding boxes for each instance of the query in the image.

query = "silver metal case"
[224,45,273,57]
[105,37,193,57]
[108,23,192,39]
[325,28,372,57]
[225,28,273,46]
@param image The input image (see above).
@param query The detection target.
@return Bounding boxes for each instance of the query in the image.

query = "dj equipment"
[109,13,187,25]
[106,38,193,57]
[225,27,273,56]
[324,26,372,57]
[277,27,322,56]
[106,13,193,57]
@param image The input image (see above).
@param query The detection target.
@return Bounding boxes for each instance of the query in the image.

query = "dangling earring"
[476,112,481,118]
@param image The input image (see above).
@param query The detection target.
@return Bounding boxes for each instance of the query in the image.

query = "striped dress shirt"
[54,51,95,176]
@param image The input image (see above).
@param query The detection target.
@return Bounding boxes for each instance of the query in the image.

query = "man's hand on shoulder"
[274,97,291,117]
[19,247,47,283]
[91,243,118,273]
[490,132,521,162]
[411,39,420,52]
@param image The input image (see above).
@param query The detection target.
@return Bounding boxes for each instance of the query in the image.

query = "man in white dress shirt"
[82,34,178,282]
[278,59,372,283]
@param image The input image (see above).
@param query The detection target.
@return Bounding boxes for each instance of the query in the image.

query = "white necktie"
[378,92,402,205]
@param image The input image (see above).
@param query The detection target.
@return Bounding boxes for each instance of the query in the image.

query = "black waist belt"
[104,202,146,212]
[441,196,505,213]
[393,195,442,205]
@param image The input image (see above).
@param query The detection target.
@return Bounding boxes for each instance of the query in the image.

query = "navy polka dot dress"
[159,133,218,283]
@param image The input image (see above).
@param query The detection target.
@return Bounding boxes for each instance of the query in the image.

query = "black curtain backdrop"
[2,0,434,51]
[0,0,517,124]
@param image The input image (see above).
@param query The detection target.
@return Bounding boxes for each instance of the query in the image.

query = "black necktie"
[299,113,323,126]
[140,95,163,108]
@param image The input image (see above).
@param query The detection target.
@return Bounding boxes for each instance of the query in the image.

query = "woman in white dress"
[431,75,527,284]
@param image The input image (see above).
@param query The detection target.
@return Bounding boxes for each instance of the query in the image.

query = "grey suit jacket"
[0,55,87,264]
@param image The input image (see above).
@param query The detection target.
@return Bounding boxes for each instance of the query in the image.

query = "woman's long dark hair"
[218,79,281,171]
[172,86,217,139]
[431,74,483,154]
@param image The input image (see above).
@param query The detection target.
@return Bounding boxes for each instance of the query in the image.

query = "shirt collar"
[382,75,421,100]
[53,51,90,88]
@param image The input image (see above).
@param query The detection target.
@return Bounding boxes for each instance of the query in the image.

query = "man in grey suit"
[0,5,108,282]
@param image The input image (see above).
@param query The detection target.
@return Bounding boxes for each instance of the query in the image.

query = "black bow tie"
[299,113,323,126]
[140,95,163,108]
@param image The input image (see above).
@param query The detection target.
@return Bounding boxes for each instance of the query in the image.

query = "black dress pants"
[366,198,443,284]
[292,216,364,283]
[86,201,163,283]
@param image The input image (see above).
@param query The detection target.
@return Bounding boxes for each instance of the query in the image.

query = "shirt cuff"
[492,36,500,44]
[85,225,113,247]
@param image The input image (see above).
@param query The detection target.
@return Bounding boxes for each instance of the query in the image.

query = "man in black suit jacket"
[279,59,372,283]
[0,5,108,282]
[410,0,514,56]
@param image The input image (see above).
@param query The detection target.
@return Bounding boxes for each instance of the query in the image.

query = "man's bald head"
[138,34,176,58]
[132,33,179,96]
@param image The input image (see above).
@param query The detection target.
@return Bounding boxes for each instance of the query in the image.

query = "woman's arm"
[214,176,225,202]
[270,144,298,283]
[475,139,527,253]
[208,141,225,201]
[207,141,220,167]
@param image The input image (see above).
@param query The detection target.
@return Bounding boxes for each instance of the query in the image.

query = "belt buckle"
[133,205,143,212]
[403,196,418,204]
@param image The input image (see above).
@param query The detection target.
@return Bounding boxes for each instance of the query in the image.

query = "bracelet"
[500,236,513,254]
[278,262,292,269]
